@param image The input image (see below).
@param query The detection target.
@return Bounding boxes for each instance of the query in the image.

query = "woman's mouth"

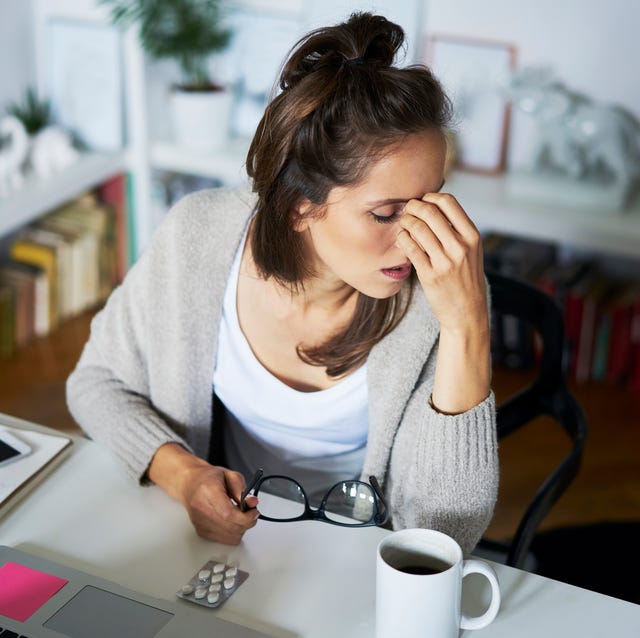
[381,263,412,280]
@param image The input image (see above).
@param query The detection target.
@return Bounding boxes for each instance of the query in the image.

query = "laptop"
[0,545,275,637]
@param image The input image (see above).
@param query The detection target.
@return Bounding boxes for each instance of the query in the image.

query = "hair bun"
[280,12,405,90]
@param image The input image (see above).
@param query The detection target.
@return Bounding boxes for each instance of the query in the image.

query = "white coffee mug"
[376,528,500,638]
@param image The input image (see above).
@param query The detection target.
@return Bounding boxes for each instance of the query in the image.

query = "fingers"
[185,466,260,545]
[398,193,481,269]
[224,468,247,504]
[419,192,479,241]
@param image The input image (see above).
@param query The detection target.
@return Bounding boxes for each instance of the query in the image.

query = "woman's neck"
[243,222,358,318]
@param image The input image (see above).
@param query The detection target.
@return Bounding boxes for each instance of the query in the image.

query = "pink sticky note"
[0,561,68,622]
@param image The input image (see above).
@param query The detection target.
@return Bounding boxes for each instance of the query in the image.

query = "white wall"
[0,0,35,114]
[423,0,639,115]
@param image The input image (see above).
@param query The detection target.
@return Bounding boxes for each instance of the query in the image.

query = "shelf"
[447,171,640,260]
[147,141,640,262]
[150,138,251,185]
[0,152,126,238]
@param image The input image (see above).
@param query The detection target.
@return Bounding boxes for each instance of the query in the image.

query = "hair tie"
[344,56,366,67]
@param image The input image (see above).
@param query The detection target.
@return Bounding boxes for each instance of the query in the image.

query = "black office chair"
[477,271,588,569]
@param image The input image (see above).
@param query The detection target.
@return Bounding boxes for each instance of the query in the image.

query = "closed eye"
[368,202,406,224]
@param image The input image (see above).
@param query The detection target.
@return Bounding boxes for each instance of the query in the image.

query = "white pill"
[194,586,207,599]
[210,573,223,583]
[212,563,226,574]
[209,583,222,593]
[180,584,194,595]
[225,566,238,577]
[223,577,235,590]
[198,569,211,581]
[207,591,220,604]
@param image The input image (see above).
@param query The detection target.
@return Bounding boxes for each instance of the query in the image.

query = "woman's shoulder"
[139,184,256,269]
[166,184,256,230]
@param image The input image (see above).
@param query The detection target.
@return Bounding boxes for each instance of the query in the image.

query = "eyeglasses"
[240,468,389,528]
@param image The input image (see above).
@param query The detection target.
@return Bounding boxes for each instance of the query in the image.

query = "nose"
[392,202,411,246]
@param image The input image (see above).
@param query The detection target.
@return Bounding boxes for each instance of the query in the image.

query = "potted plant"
[5,87,78,179]
[102,0,234,152]
[6,87,52,137]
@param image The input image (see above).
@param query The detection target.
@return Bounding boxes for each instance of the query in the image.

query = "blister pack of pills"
[176,559,249,609]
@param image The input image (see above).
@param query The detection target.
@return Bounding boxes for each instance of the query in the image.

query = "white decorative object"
[0,116,29,199]
[169,88,233,152]
[30,126,79,180]
[506,67,640,211]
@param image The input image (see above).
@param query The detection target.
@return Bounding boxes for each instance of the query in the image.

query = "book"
[36,215,87,316]
[0,263,36,347]
[591,305,613,382]
[628,293,640,393]
[98,173,130,283]
[49,195,117,305]
[574,275,614,384]
[605,283,640,385]
[564,266,600,381]
[18,227,74,323]
[0,285,16,359]
[9,238,57,333]
[0,415,73,519]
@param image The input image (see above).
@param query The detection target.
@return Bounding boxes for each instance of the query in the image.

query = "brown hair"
[246,12,452,377]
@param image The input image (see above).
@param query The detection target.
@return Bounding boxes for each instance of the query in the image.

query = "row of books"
[484,233,640,393]
[0,174,129,358]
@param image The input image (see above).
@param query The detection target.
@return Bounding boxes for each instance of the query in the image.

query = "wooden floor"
[1,309,639,541]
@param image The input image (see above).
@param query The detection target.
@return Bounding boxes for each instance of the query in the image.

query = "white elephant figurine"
[30,126,79,180]
[0,116,29,199]
[507,67,640,203]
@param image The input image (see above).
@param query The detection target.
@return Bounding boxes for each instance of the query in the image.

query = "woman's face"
[298,130,447,299]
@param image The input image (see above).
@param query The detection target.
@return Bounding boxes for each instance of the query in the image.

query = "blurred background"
[0,0,638,602]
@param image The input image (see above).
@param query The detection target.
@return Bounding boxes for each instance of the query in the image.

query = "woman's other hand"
[148,443,260,544]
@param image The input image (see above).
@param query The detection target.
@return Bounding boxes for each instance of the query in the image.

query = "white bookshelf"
[150,138,250,185]
[447,172,640,261]
[0,152,126,239]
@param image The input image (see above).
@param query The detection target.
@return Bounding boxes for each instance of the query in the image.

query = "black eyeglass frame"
[240,468,389,528]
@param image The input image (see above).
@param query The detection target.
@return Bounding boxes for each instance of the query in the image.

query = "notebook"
[0,545,275,638]
[0,415,73,518]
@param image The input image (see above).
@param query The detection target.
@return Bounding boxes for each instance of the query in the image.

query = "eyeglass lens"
[257,477,376,524]
[324,481,375,523]
[259,478,306,519]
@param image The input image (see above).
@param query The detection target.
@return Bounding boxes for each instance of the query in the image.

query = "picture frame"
[424,34,516,174]
[46,19,124,152]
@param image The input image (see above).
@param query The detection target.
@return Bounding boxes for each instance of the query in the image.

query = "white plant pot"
[169,87,233,152]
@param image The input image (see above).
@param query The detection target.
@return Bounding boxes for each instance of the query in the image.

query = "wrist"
[439,321,491,350]
[439,304,490,336]
[148,442,207,503]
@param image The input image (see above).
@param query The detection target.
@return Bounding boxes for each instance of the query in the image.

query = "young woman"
[67,12,497,554]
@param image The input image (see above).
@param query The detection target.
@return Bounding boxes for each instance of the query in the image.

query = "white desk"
[1,421,639,637]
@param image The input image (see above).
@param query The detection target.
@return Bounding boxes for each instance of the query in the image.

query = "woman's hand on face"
[396,192,488,332]
[178,460,260,545]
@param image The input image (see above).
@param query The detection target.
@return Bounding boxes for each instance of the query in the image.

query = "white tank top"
[213,227,369,463]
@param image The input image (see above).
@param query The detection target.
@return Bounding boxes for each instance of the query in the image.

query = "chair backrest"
[485,271,588,568]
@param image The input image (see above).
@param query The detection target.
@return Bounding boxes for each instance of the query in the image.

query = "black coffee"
[396,557,451,575]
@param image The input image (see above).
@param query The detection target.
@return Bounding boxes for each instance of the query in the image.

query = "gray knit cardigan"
[66,185,498,554]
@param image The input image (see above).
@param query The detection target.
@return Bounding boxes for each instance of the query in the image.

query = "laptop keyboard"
[0,627,30,637]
